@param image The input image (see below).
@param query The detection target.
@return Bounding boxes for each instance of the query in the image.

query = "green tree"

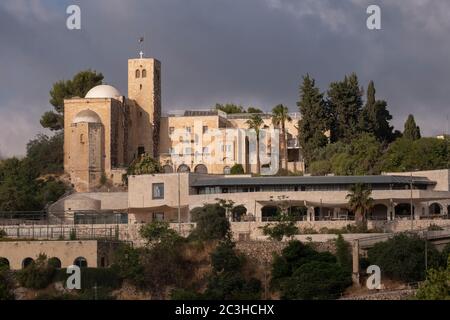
[368,234,443,282]
[215,103,245,114]
[139,221,182,245]
[415,261,450,300]
[335,234,352,272]
[297,74,330,165]
[16,254,56,289]
[346,184,373,225]
[26,132,64,175]
[190,203,231,241]
[272,104,292,171]
[247,107,263,113]
[127,155,162,176]
[359,81,395,143]
[246,114,264,175]
[328,73,363,142]
[0,267,14,300]
[41,70,104,131]
[403,114,421,140]
[230,164,245,174]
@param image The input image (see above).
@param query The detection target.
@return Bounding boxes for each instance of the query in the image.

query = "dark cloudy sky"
[1,0,449,157]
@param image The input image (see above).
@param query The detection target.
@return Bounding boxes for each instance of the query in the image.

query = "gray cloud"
[0,0,449,157]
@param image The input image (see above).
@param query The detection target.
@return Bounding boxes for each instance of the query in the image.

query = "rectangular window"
[185,126,192,133]
[152,212,165,221]
[203,126,208,134]
[202,147,209,154]
[169,127,175,135]
[152,183,164,199]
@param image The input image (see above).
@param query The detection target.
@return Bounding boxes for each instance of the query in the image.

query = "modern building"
[127,169,450,224]
[64,55,302,192]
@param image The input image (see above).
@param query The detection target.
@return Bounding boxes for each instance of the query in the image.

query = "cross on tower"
[139,51,144,59]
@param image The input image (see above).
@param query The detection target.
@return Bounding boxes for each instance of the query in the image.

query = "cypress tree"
[297,74,330,165]
[327,73,363,142]
[403,114,421,140]
[360,81,395,143]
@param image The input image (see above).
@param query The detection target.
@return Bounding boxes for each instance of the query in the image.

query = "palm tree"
[346,183,374,226]
[272,104,292,172]
[246,114,264,174]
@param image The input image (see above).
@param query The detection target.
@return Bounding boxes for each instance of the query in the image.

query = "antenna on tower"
[138,36,144,58]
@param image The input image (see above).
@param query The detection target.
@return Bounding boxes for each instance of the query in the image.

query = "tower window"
[135,69,140,78]
[80,134,84,144]
[140,84,142,90]
[142,69,147,78]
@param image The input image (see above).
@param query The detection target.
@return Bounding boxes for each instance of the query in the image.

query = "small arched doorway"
[429,203,442,215]
[177,164,190,173]
[194,164,208,174]
[22,257,34,269]
[48,257,62,269]
[0,257,10,269]
[163,165,174,173]
[262,206,279,221]
[370,204,388,220]
[74,257,88,268]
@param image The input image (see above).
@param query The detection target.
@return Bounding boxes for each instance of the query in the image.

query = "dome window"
[135,69,140,78]
[142,69,147,78]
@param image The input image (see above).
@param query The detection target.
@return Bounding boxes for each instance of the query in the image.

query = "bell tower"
[128,54,161,158]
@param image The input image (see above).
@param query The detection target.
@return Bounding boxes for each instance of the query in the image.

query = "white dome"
[85,84,122,99]
[72,109,101,124]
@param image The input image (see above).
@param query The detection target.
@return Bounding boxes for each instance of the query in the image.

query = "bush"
[139,221,182,245]
[190,204,231,241]
[0,229,6,239]
[261,221,298,241]
[428,224,444,231]
[367,234,443,282]
[416,257,450,300]
[270,240,351,299]
[280,261,351,299]
[111,244,145,287]
[230,164,245,175]
[16,254,56,289]
[0,268,14,300]
[211,240,244,273]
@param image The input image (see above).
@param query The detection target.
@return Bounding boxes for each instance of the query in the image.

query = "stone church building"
[64,56,303,192]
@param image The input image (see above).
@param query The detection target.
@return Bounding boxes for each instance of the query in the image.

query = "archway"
[262,206,279,221]
[395,203,414,219]
[0,257,9,269]
[289,206,308,221]
[429,203,442,215]
[74,257,88,268]
[370,204,388,220]
[48,257,62,269]
[163,165,173,173]
[232,205,247,222]
[194,164,208,174]
[314,207,333,221]
[177,164,190,173]
[22,257,34,269]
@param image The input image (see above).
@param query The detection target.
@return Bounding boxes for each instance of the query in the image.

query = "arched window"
[135,69,140,78]
[194,164,208,174]
[0,257,10,269]
[48,257,62,269]
[22,257,34,269]
[223,166,231,175]
[142,69,147,78]
[177,164,191,173]
[74,257,88,268]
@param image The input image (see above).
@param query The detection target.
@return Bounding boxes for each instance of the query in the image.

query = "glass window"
[142,69,147,78]
[152,183,164,199]
[185,126,192,133]
[152,212,164,221]
[135,69,140,78]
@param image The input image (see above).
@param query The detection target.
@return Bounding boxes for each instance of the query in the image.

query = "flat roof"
[190,175,435,187]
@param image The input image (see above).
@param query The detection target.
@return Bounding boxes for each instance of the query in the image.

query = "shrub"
[280,261,352,299]
[367,234,443,282]
[0,229,6,239]
[415,265,450,300]
[335,234,352,272]
[0,268,14,300]
[139,221,182,245]
[190,204,231,241]
[111,244,145,287]
[211,240,244,273]
[69,228,77,240]
[261,221,298,241]
[230,164,245,175]
[16,254,56,289]
[428,224,444,231]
